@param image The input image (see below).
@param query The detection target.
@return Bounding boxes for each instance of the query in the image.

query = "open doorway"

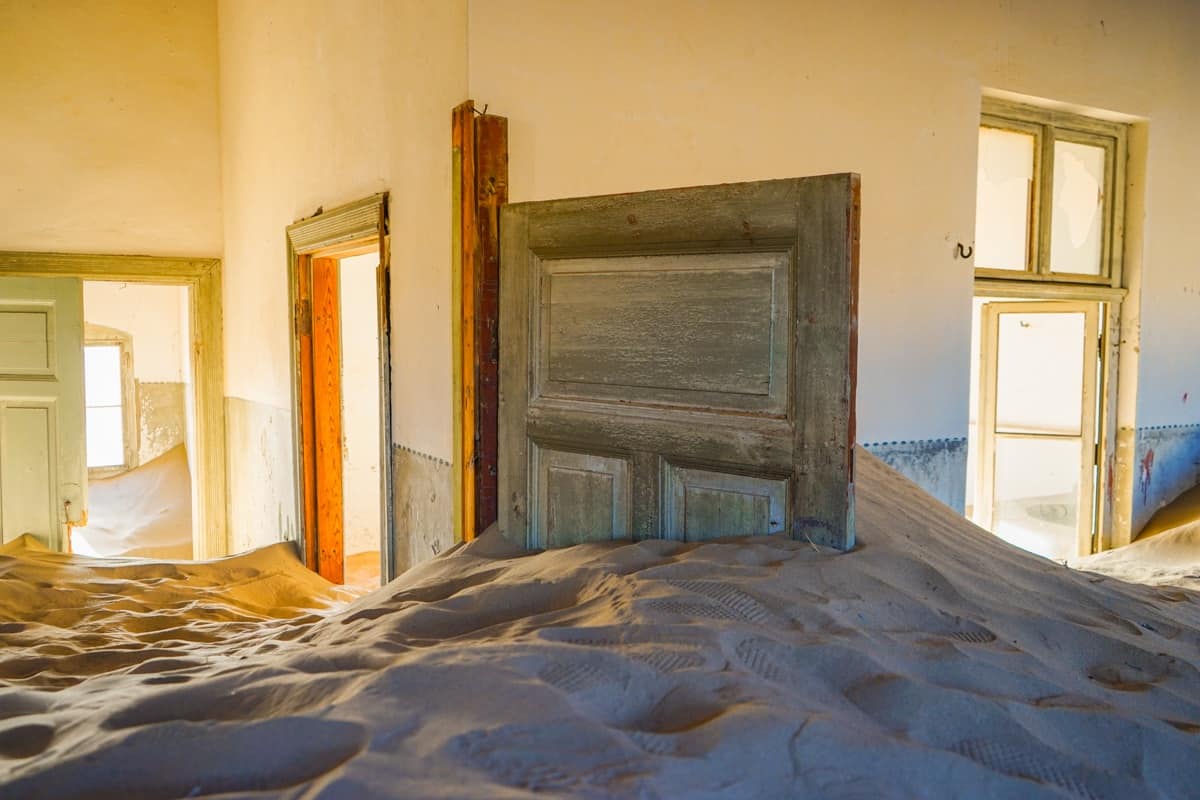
[967,296,1106,559]
[71,281,196,559]
[287,194,392,590]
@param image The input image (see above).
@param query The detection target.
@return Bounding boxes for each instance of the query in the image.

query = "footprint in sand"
[448,721,651,794]
[664,579,774,625]
[0,720,53,759]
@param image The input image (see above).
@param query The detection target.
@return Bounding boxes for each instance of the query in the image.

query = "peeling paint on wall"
[392,445,454,575]
[225,397,297,553]
[1133,425,1200,533]
[862,438,968,514]
[137,381,187,466]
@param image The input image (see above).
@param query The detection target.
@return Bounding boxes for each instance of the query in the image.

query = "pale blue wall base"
[1133,424,1200,533]
[862,438,968,514]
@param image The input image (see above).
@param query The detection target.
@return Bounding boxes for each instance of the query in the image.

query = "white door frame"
[977,299,1101,557]
[0,251,228,559]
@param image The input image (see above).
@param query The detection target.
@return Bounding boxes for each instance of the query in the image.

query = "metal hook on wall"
[956,242,974,260]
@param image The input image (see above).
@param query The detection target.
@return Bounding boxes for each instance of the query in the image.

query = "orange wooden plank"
[297,255,319,573]
[453,100,478,541]
[312,256,344,584]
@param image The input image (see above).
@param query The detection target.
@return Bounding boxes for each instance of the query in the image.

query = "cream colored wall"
[0,0,222,257]
[83,282,187,383]
[469,0,1200,443]
[218,0,467,549]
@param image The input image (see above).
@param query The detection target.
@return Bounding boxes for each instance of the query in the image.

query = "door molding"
[286,193,393,581]
[0,251,228,559]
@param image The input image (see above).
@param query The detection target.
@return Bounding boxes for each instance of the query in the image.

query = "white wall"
[218,0,467,549]
[469,0,1200,443]
[339,253,382,557]
[219,0,466,454]
[83,282,187,383]
[0,0,222,257]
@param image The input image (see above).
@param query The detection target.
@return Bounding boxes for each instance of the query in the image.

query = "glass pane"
[995,311,1085,435]
[84,345,122,407]
[975,127,1035,271]
[86,406,124,467]
[993,436,1081,560]
[1050,140,1105,276]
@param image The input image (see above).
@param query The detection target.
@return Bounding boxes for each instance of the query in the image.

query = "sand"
[2,450,1200,798]
[71,445,194,560]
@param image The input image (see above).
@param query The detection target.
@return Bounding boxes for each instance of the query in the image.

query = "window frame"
[975,98,1127,289]
[83,324,137,478]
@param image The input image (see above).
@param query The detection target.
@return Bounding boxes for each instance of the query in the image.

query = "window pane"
[84,345,122,407]
[995,311,1085,435]
[86,406,124,467]
[975,127,1035,271]
[993,436,1081,560]
[1050,140,1105,276]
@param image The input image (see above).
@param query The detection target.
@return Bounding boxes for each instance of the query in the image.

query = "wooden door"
[0,277,87,549]
[499,175,860,551]
[297,257,344,583]
[977,300,1100,559]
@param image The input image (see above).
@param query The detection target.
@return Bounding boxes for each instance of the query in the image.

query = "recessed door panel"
[665,464,786,541]
[532,446,631,549]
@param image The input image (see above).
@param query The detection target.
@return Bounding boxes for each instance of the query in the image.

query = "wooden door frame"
[286,193,393,582]
[0,251,228,558]
[453,100,508,541]
[977,299,1101,557]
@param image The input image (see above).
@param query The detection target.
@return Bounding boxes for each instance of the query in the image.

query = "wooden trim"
[295,254,318,572]
[452,101,477,542]
[0,251,228,559]
[287,195,387,254]
[375,234,395,580]
[974,279,1125,302]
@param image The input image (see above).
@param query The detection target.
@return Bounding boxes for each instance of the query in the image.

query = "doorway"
[72,281,197,559]
[287,194,392,588]
[967,296,1106,559]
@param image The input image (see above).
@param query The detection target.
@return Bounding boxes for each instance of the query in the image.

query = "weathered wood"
[499,175,859,551]
[311,257,344,583]
[474,113,507,536]
[296,255,319,573]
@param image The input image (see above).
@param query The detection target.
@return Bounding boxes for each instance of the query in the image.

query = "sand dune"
[3,451,1200,798]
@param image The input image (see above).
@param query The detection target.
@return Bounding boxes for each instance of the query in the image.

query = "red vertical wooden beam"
[473,113,507,535]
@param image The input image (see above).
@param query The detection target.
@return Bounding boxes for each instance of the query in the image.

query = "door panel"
[0,278,85,548]
[533,446,631,549]
[500,176,859,551]
[978,300,1099,559]
[664,465,787,541]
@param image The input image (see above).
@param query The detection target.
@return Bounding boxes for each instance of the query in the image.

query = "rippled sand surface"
[3,451,1200,798]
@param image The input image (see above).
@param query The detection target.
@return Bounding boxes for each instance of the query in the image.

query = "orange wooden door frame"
[296,255,345,583]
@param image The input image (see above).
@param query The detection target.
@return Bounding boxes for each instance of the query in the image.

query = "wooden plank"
[474,113,507,536]
[452,100,477,541]
[790,174,859,550]
[296,255,319,573]
[311,257,344,583]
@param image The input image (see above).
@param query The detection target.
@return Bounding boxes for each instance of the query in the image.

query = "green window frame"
[975,97,1127,289]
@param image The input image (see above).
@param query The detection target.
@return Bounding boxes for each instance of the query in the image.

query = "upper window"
[974,98,1127,287]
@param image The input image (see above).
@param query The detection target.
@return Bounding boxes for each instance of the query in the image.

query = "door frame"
[0,251,228,558]
[285,193,394,582]
[977,299,1101,557]
[973,279,1127,551]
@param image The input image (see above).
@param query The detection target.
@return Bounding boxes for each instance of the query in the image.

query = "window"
[974,98,1127,287]
[83,333,133,471]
